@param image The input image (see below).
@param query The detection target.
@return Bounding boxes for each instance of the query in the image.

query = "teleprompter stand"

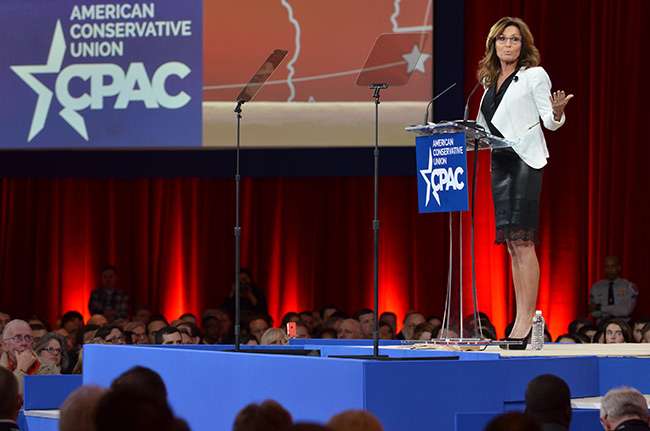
[405,121,518,350]
[348,32,429,359]
[232,49,288,351]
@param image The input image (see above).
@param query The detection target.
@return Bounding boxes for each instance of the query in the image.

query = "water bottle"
[531,310,545,351]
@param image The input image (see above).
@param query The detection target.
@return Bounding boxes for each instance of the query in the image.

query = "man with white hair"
[0,320,58,393]
[600,386,650,431]
[338,319,363,339]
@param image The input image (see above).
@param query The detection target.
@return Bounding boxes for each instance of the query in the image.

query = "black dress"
[480,71,543,245]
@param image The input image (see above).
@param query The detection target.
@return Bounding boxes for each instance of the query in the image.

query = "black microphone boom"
[463,80,483,122]
[423,82,457,125]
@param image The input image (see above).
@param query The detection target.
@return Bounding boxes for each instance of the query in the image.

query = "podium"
[406,120,518,349]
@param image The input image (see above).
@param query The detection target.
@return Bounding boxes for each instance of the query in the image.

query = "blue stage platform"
[17,342,650,431]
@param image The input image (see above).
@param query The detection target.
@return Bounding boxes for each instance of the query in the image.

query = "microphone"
[513,75,519,82]
[463,79,483,122]
[423,82,457,125]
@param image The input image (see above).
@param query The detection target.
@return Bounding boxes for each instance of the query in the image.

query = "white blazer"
[476,66,565,169]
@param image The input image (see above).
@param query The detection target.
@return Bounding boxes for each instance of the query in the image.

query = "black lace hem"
[495,226,538,245]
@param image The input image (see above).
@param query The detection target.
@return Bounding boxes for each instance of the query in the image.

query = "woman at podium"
[475,17,573,349]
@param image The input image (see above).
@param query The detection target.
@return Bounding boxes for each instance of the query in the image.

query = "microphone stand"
[233,99,245,351]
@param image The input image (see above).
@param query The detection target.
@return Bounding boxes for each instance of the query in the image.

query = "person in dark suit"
[0,367,20,431]
[475,17,573,348]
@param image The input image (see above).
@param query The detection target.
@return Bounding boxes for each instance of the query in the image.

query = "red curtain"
[1,1,648,339]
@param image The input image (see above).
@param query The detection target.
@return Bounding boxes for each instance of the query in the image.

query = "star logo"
[9,20,86,142]
[419,148,440,206]
[402,44,431,74]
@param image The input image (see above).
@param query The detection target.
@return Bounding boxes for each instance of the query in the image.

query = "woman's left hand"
[550,90,574,119]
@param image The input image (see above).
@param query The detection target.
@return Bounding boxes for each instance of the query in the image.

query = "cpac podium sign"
[0,0,202,148]
[415,132,469,213]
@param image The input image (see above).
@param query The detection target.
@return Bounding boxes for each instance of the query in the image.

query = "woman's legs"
[507,239,539,339]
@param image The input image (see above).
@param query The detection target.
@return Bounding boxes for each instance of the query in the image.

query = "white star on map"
[10,20,67,142]
[402,44,431,74]
[419,148,436,206]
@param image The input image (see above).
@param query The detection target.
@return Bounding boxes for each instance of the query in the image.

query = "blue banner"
[0,0,202,148]
[415,132,469,213]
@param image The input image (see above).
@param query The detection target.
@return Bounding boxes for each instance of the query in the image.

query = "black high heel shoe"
[499,333,531,350]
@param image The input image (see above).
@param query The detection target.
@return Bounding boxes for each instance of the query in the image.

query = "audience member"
[555,334,582,344]
[412,322,435,341]
[577,325,597,342]
[484,412,542,431]
[131,305,152,325]
[641,323,650,343]
[353,309,375,339]
[177,322,201,344]
[221,268,269,318]
[1,320,59,393]
[298,311,315,335]
[397,311,425,340]
[34,333,69,373]
[59,385,107,431]
[233,399,293,431]
[631,317,650,343]
[94,386,177,431]
[110,365,167,399]
[94,326,127,345]
[87,314,108,327]
[604,319,632,344]
[88,265,130,322]
[155,326,182,345]
[427,315,443,327]
[124,321,148,345]
[327,409,383,431]
[315,328,337,339]
[600,387,650,431]
[29,324,48,344]
[320,306,338,323]
[378,322,395,340]
[112,318,129,330]
[294,322,310,339]
[567,317,591,335]
[177,327,192,344]
[281,312,301,331]
[201,316,221,344]
[337,319,362,340]
[525,374,571,431]
[261,328,288,345]
[589,255,638,323]
[0,309,10,332]
[27,316,50,331]
[0,367,21,431]
[379,312,397,336]
[248,315,270,343]
[147,315,169,344]
[179,312,198,325]
[240,333,259,345]
[60,311,84,346]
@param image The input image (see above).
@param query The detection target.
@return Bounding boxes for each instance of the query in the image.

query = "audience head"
[53,327,74,352]
[248,315,270,343]
[632,317,650,343]
[94,386,175,431]
[353,309,374,339]
[240,333,259,345]
[600,386,649,431]
[327,409,383,431]
[281,312,301,330]
[315,328,338,339]
[155,326,182,345]
[427,315,443,327]
[603,255,621,281]
[132,306,152,324]
[61,311,84,338]
[298,311,315,334]
[568,317,592,335]
[577,325,597,342]
[34,332,69,370]
[177,321,201,344]
[111,366,168,400]
[402,311,425,340]
[100,264,118,289]
[294,321,310,339]
[29,323,48,344]
[87,314,108,327]
[59,385,108,431]
[261,328,288,345]
[320,306,338,322]
[201,315,221,344]
[2,319,34,363]
[124,321,148,345]
[378,322,395,340]
[0,366,21,421]
[0,308,11,332]
[525,374,571,428]
[555,334,582,343]
[337,319,362,340]
[147,315,169,344]
[641,322,650,343]
[379,312,397,334]
[484,412,542,431]
[233,399,292,431]
[604,319,632,344]
[412,322,434,341]
[178,312,198,325]
[94,325,127,345]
